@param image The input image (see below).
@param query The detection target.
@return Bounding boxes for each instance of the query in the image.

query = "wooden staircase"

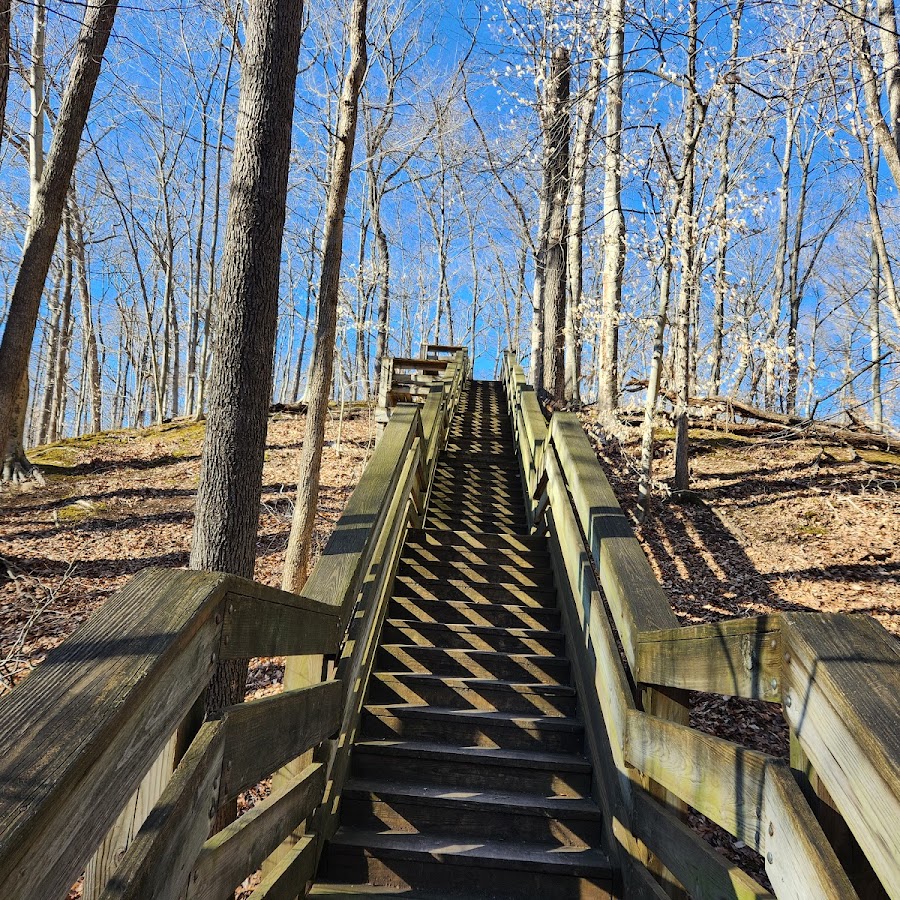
[312,381,614,898]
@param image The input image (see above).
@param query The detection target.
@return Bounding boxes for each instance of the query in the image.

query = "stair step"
[310,888,445,899]
[323,829,613,899]
[376,646,570,684]
[407,528,546,552]
[381,620,563,655]
[369,672,575,716]
[396,560,554,590]
[362,704,583,753]
[393,575,555,608]
[428,493,520,514]
[388,597,561,631]
[401,542,550,570]
[341,778,602,846]
[351,740,592,798]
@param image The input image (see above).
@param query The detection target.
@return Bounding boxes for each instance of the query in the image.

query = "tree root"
[1,451,45,486]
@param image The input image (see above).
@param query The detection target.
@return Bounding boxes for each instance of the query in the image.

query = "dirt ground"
[0,407,376,695]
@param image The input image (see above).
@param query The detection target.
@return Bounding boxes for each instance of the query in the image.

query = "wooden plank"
[190,763,326,900]
[0,568,226,900]
[635,616,782,701]
[302,404,419,628]
[544,452,633,761]
[631,789,775,900]
[84,733,178,899]
[248,835,317,900]
[221,583,342,659]
[391,357,449,370]
[762,762,858,900]
[98,721,225,900]
[625,710,770,850]
[221,680,341,801]
[315,434,422,842]
[781,612,900,898]
[549,414,677,665]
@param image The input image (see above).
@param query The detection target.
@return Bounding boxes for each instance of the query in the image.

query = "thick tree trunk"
[189,0,305,740]
[29,0,47,221]
[596,0,626,415]
[541,46,571,400]
[282,0,368,592]
[0,0,119,477]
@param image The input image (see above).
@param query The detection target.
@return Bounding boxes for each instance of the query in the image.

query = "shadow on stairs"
[309,380,616,899]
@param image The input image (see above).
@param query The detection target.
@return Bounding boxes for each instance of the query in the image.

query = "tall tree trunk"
[0,0,10,161]
[29,0,47,221]
[37,269,62,444]
[877,0,900,153]
[49,215,75,443]
[530,190,549,391]
[542,46,571,400]
[565,22,604,405]
[72,201,102,432]
[673,0,698,493]
[189,0,305,733]
[0,0,119,479]
[710,0,743,395]
[869,239,884,431]
[282,0,368,591]
[596,0,626,414]
[637,222,673,519]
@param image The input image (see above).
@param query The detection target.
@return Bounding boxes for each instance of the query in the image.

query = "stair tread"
[328,828,612,877]
[343,778,601,818]
[353,739,590,772]
[374,672,572,694]
[383,620,562,640]
[364,703,583,732]
[310,888,450,899]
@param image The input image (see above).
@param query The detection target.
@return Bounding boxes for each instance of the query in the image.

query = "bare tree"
[189,0,306,721]
[541,45,571,399]
[596,0,626,414]
[0,0,119,481]
[282,0,369,591]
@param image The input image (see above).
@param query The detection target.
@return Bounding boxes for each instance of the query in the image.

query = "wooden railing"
[376,344,466,423]
[0,349,468,900]
[501,351,900,900]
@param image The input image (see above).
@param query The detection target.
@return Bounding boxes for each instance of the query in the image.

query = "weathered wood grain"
[221,680,341,801]
[625,710,770,850]
[631,789,775,900]
[0,567,226,900]
[98,721,225,900]
[549,414,677,664]
[635,616,782,701]
[761,761,858,900]
[84,733,179,899]
[189,763,326,900]
[248,835,317,900]
[221,582,341,659]
[781,612,900,898]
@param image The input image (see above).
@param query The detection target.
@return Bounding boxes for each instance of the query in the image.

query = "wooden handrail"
[0,350,469,900]
[501,353,900,899]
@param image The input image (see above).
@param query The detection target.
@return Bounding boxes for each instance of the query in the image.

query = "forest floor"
[2,406,899,892]
[0,406,376,698]
[582,413,900,877]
